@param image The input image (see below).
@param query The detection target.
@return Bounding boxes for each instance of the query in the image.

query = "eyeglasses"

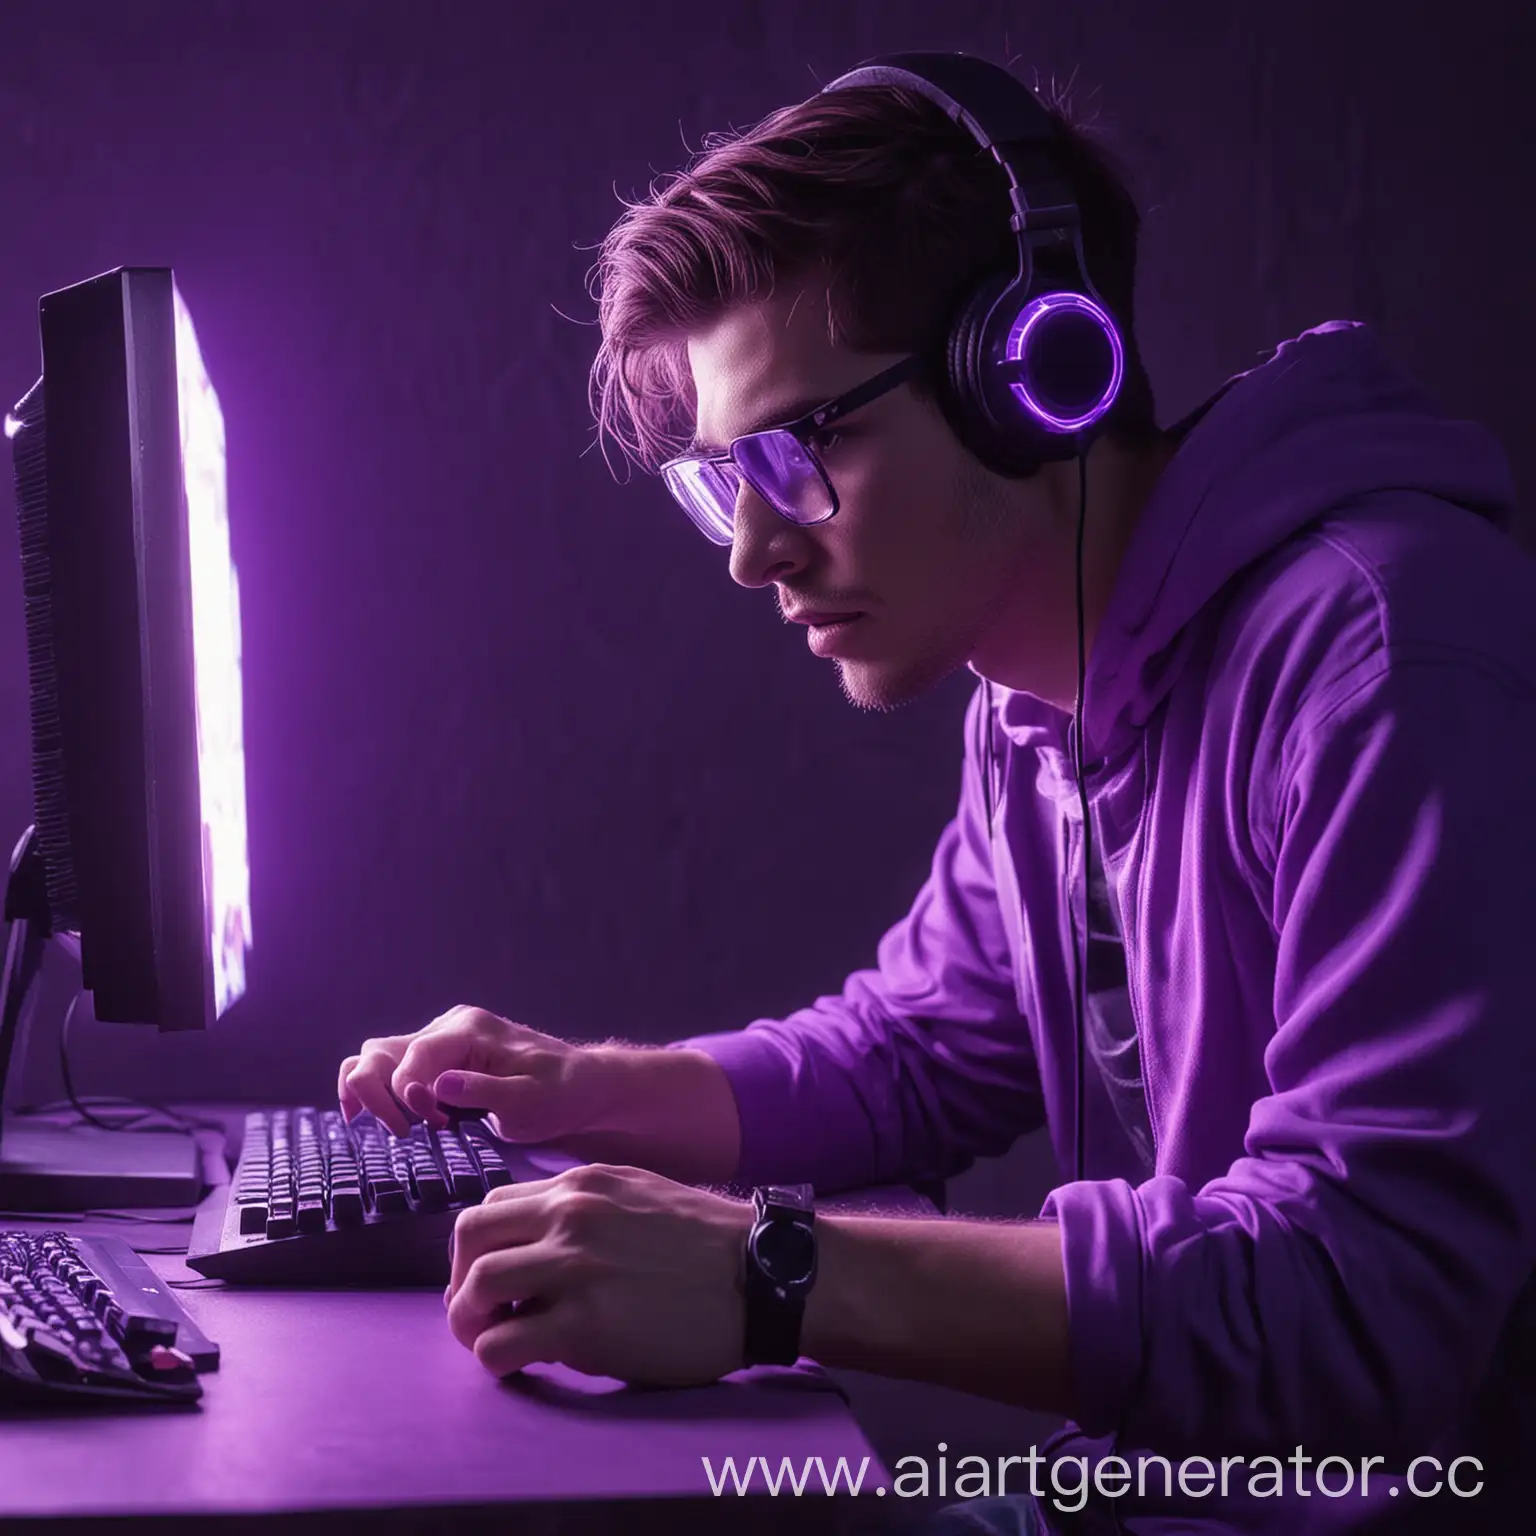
[659,354,924,545]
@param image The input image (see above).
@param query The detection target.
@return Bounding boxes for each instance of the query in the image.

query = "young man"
[338,58,1535,1533]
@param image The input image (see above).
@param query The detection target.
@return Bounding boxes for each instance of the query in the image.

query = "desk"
[0,1105,920,1533]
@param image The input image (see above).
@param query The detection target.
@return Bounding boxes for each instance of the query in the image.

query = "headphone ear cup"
[941,275,1045,479]
[946,274,1001,421]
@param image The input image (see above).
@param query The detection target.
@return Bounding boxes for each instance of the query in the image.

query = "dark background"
[1,0,1532,1469]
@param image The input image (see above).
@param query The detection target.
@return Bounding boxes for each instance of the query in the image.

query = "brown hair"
[587,65,1160,478]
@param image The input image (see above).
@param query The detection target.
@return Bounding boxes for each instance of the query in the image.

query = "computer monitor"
[0,266,251,1210]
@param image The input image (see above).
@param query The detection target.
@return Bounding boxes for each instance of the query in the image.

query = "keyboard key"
[412,1169,449,1209]
[330,1189,364,1225]
[447,1166,485,1201]
[21,1326,81,1382]
[122,1313,178,1349]
[372,1186,409,1216]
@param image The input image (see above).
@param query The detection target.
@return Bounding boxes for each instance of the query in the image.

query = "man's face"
[686,279,1079,712]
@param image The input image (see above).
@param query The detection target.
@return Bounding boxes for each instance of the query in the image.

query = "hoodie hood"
[985,320,1519,765]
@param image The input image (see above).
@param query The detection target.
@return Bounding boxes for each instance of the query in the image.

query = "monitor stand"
[0,825,202,1212]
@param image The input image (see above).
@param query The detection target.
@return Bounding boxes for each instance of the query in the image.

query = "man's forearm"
[803,1212,1072,1415]
[558,1045,743,1185]
[553,1044,1070,1410]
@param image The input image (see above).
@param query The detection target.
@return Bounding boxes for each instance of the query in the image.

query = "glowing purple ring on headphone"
[1004,291,1125,433]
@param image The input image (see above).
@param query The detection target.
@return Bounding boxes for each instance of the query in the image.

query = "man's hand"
[444,1163,754,1386]
[336,1006,743,1185]
[337,1005,611,1140]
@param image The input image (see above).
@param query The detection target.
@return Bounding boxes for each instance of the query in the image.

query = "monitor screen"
[173,286,250,1018]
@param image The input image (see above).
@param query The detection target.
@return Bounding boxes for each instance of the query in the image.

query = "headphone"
[819,50,1126,477]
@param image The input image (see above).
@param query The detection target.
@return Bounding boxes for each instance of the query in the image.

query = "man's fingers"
[400,1081,446,1129]
[436,1070,562,1142]
[447,1186,551,1302]
[471,1298,568,1379]
[344,1038,415,1135]
[337,1055,362,1121]
[446,1242,565,1353]
[390,1025,491,1114]
[442,1181,550,1304]
[344,1010,477,1135]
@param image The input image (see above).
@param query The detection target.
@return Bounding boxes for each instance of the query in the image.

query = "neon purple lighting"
[173,286,251,1018]
[1004,291,1125,433]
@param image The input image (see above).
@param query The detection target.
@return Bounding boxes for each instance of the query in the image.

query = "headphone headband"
[816,50,1125,472]
[821,53,1048,151]
[820,52,1079,238]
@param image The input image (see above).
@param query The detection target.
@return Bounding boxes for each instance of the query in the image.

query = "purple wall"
[0,0,1530,1229]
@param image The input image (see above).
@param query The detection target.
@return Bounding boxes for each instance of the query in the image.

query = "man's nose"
[728,483,810,589]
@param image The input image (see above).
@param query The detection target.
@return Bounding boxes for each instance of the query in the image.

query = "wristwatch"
[743,1183,817,1366]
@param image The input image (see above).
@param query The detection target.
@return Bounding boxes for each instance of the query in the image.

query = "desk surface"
[0,1104,914,1533]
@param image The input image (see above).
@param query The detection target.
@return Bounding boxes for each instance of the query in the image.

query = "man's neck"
[982,432,1176,712]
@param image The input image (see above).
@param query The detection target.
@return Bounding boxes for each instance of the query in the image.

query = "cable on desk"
[44,990,228,1139]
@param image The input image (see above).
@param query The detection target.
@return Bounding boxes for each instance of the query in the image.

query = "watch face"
[762,1183,814,1212]
[754,1219,816,1287]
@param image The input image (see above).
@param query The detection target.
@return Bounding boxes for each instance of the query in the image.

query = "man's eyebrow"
[685,393,832,456]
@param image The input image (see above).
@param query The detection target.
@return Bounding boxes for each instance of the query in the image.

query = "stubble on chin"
[832,647,967,713]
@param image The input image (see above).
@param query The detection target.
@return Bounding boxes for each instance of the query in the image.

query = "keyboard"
[187,1106,568,1286]
[1,1229,216,1407]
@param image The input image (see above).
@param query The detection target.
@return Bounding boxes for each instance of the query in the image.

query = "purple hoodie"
[678,321,1536,1530]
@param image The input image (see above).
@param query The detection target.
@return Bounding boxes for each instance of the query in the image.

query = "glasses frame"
[659,353,925,544]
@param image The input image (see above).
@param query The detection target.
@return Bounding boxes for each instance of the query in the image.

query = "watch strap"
[743,1269,805,1366]
[742,1184,816,1367]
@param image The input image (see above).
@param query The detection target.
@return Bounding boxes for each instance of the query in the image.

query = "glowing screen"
[173,286,251,1017]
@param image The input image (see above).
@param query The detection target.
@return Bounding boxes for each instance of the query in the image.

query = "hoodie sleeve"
[1042,652,1536,1461]
[673,686,1045,1193]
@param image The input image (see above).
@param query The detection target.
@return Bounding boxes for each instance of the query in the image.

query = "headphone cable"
[1072,448,1090,1188]
[984,447,1091,1187]
[1073,447,1128,1536]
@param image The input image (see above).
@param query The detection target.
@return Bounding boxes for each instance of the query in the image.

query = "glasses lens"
[661,457,738,545]
[733,431,834,524]
[661,431,835,544]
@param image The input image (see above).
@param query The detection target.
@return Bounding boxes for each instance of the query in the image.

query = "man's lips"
[784,609,863,625]
[799,613,864,658]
